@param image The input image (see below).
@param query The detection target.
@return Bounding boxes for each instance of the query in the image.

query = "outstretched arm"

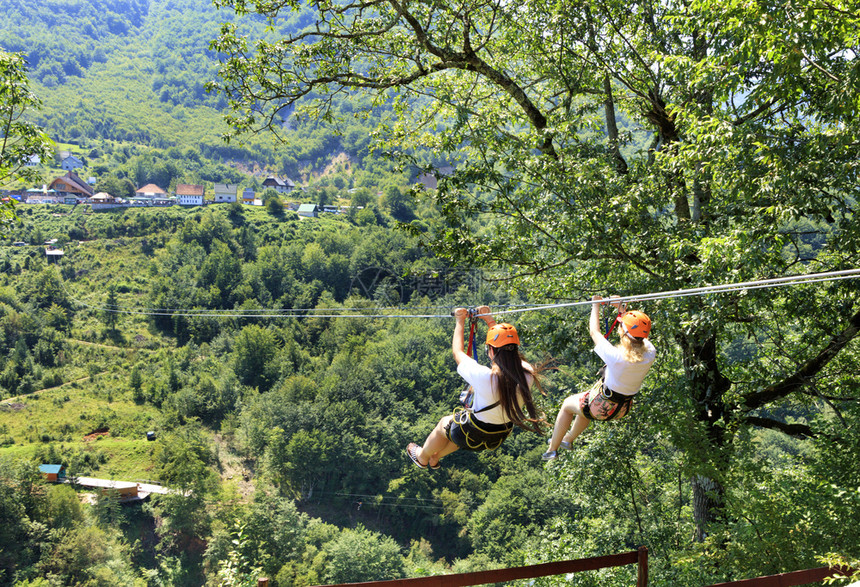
[452,307,470,365]
[589,295,605,346]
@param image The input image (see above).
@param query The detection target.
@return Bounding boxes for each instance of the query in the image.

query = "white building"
[176,183,204,206]
[213,183,239,203]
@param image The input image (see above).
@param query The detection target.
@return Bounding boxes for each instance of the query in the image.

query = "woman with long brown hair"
[407,305,544,469]
[543,295,656,460]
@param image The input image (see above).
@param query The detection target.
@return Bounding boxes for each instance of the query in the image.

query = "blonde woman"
[542,295,656,460]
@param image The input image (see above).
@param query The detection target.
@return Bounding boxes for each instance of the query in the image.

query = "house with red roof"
[176,183,204,206]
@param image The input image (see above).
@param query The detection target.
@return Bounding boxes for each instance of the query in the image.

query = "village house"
[135,183,167,199]
[176,183,204,206]
[24,187,62,204]
[213,183,239,203]
[101,481,140,502]
[60,154,84,171]
[242,187,256,204]
[130,183,171,206]
[46,247,65,262]
[262,176,296,194]
[39,464,66,482]
[48,171,94,201]
[91,192,117,204]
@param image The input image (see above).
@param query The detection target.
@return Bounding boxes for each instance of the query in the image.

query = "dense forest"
[0,205,857,586]
[0,204,580,586]
[1,0,860,586]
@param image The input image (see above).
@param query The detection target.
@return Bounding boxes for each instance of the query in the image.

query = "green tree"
[323,525,405,584]
[0,51,54,230]
[350,187,373,208]
[43,483,84,529]
[129,365,143,401]
[93,487,125,528]
[380,185,414,222]
[22,266,69,309]
[40,525,146,586]
[101,284,119,332]
[265,195,285,217]
[259,187,279,204]
[212,0,860,558]
[95,174,135,199]
[151,425,215,551]
[233,324,279,391]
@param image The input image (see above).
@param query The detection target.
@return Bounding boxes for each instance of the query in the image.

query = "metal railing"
[257,547,648,587]
[256,551,853,587]
[706,565,851,586]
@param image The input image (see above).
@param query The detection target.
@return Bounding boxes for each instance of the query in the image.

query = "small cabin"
[39,464,66,482]
[297,203,319,218]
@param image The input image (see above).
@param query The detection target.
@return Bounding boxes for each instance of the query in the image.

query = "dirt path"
[1,375,93,404]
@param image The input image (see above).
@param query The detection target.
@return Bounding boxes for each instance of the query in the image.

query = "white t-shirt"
[456,355,532,425]
[593,336,656,395]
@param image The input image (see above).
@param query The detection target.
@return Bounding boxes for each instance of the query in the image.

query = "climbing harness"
[447,402,513,451]
[447,307,515,450]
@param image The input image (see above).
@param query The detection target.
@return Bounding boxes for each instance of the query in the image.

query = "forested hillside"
[0,204,570,585]
[0,0,382,183]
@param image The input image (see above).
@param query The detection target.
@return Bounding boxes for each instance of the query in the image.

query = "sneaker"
[541,450,557,461]
[548,439,572,451]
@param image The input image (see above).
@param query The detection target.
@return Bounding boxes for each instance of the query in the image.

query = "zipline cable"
[63,268,860,319]
[490,268,860,318]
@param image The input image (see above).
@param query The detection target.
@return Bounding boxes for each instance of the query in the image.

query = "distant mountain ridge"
[1,1,410,183]
[0,1,303,160]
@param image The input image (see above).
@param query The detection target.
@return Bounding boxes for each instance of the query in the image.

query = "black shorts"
[445,409,513,452]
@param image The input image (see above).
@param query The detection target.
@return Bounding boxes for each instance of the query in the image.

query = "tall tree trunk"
[692,475,723,542]
[681,331,732,541]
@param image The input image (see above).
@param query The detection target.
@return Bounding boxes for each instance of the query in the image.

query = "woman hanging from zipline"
[407,305,545,469]
[542,295,656,460]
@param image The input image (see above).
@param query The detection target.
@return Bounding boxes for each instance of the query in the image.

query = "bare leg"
[417,415,459,466]
[547,395,590,452]
[564,413,591,443]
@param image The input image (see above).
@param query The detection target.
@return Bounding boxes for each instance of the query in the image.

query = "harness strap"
[472,400,500,415]
[604,310,623,339]
[601,385,633,421]
[467,318,476,357]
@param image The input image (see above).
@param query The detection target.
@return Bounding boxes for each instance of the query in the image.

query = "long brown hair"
[490,344,546,434]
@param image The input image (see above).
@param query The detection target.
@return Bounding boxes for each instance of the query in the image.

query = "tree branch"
[744,416,815,438]
[743,307,860,411]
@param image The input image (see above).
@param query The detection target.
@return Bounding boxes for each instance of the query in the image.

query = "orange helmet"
[486,323,520,347]
[621,311,651,339]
